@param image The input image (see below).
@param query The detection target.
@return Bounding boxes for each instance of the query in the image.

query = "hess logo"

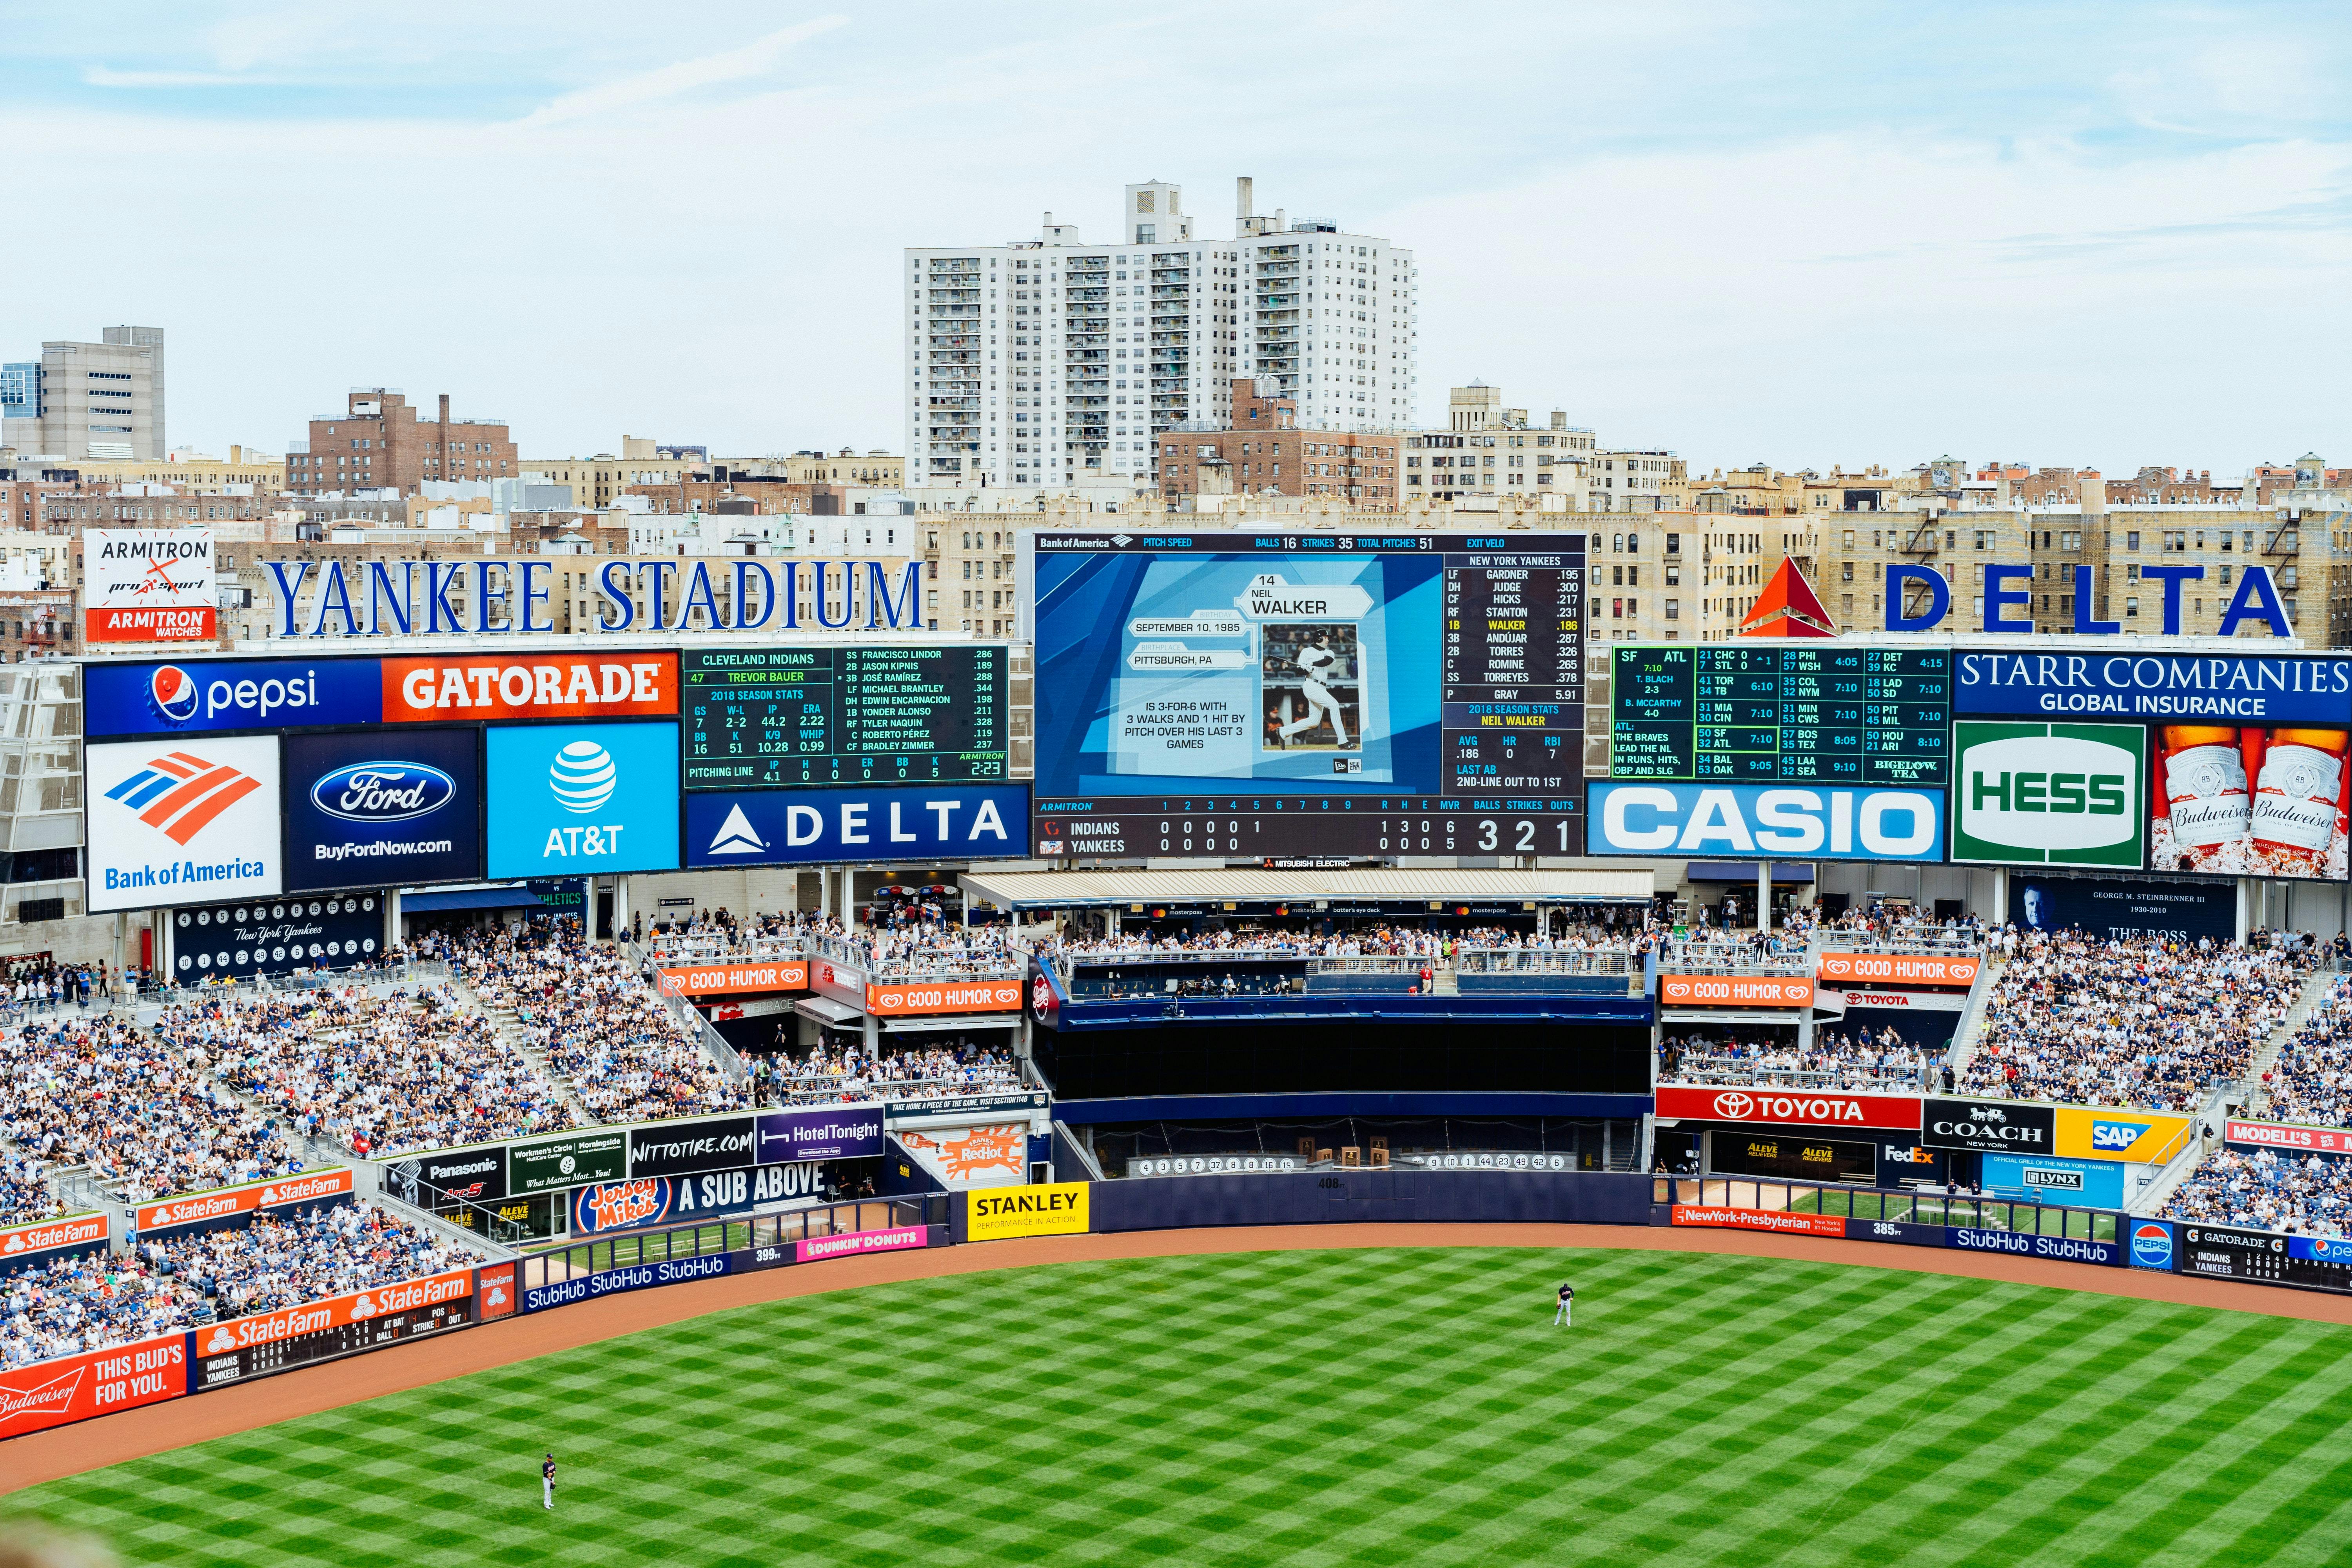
[148,665,201,724]
[312,762,455,822]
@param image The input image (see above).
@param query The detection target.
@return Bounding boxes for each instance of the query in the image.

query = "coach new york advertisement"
[1031,549,1439,797]
[285,728,482,891]
[85,736,283,913]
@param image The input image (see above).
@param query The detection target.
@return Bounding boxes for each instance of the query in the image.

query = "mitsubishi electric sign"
[1950,721,2147,868]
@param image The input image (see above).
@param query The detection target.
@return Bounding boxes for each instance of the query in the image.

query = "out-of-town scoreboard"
[680,646,1009,789]
[1609,644,1952,786]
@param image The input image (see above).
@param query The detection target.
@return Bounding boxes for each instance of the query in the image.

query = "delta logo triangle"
[706,804,769,856]
[1739,558,1837,638]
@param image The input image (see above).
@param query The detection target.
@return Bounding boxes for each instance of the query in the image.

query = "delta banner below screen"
[679,646,1009,790]
[1030,532,1586,859]
[1611,644,1951,785]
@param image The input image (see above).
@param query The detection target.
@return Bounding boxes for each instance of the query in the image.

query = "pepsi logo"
[147,666,200,724]
[311,761,456,823]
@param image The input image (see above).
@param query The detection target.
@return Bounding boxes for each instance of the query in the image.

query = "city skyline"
[2,2,2346,473]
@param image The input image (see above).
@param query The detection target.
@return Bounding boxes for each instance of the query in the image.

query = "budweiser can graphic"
[2250,728,2348,876]
[2160,726,2248,870]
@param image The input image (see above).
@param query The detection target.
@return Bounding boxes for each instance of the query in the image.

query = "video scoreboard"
[681,646,1009,790]
[1610,645,1951,786]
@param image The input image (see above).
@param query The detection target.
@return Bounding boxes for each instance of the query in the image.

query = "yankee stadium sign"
[259,557,926,638]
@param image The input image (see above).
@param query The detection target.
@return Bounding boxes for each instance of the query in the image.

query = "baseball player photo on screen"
[1261,622,1361,758]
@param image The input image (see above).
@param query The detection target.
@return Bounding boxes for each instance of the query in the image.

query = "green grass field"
[9,1246,2352,1566]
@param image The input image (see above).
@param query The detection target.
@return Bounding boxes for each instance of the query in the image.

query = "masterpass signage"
[1950,721,2148,868]
[1653,1085,1922,1132]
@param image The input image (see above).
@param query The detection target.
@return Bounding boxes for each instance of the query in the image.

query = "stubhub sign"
[1588,782,1945,863]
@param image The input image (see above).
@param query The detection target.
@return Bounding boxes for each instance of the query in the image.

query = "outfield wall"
[1080,1169,1652,1233]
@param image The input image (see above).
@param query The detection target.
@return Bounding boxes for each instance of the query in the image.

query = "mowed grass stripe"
[8,1248,2352,1568]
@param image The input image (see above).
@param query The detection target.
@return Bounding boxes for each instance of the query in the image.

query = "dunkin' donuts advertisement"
[2152,726,2350,880]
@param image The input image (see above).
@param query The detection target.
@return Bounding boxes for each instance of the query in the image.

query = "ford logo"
[311,762,456,822]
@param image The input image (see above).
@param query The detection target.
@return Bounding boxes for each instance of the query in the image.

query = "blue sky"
[3,1,2346,474]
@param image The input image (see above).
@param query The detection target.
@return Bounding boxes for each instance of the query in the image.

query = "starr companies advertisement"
[86,736,282,913]
[83,528,216,643]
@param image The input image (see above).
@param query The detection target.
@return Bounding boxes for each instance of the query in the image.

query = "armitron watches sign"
[1950,720,2147,868]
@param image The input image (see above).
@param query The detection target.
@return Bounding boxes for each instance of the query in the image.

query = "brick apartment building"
[1156,378,1399,506]
[287,389,515,496]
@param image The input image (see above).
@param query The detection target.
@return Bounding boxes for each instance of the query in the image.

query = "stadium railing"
[519,1193,951,1293]
[1653,1174,2120,1241]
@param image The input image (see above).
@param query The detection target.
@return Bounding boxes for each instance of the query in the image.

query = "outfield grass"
[9,1247,2352,1566]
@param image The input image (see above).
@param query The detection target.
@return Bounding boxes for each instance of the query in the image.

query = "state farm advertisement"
[1816,952,1980,989]
[654,959,809,999]
[383,653,678,721]
[1671,1206,1847,1237]
[866,979,1024,1017]
[0,1212,109,1273]
[2225,1118,2352,1156]
[83,528,216,642]
[1659,974,1815,1009]
[0,1332,185,1439]
[189,1269,474,1358]
[1654,1086,1923,1132]
[136,1167,354,1236]
[895,1124,1027,1187]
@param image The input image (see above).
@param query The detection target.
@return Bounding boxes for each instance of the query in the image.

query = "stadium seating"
[749,1044,1024,1107]
[2161,1147,2352,1237]
[2252,973,2352,1129]
[1659,1027,1936,1091]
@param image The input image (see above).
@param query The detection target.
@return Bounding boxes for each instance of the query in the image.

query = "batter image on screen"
[1262,623,1361,753]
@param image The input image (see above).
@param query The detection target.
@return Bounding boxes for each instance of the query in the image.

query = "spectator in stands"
[2163,1146,2352,1237]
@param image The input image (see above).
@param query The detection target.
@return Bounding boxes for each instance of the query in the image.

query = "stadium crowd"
[1959,931,2307,1111]
[749,1043,1024,1107]
[2251,974,2352,1130]
[2161,1147,2352,1238]
[1659,1026,1938,1090]
[0,1201,473,1370]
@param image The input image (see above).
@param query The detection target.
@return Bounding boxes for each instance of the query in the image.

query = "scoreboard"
[681,646,1008,791]
[1610,644,1951,786]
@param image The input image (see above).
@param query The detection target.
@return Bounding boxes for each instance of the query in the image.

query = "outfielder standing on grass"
[543,1452,556,1510]
[1554,1282,1573,1327]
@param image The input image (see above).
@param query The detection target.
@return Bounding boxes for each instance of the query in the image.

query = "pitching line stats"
[681,646,1009,790]
[1610,644,1952,786]
[1027,530,1588,858]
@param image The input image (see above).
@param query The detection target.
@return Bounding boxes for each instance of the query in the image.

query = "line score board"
[1609,644,1951,786]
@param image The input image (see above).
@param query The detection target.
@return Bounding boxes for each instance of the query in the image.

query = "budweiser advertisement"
[1655,1086,1924,1132]
[0,1212,109,1273]
[135,1167,355,1235]
[2152,725,2351,881]
[0,1332,186,1440]
[83,528,217,643]
[1815,952,1980,989]
[2224,1118,2352,1156]
[383,653,678,721]
[865,979,1024,1017]
[1671,1206,1847,1238]
[1658,974,1815,1009]
[653,960,809,999]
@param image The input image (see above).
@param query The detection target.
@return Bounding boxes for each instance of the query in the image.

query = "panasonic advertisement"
[1586,782,1945,863]
[285,729,482,892]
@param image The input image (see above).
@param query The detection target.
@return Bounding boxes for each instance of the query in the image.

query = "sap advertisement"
[86,737,283,912]
[284,728,483,892]
[85,657,384,738]
[1586,782,1946,862]
[485,722,681,878]
[684,785,1029,868]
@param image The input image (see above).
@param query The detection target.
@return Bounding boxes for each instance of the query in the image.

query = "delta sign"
[1887,562,2294,639]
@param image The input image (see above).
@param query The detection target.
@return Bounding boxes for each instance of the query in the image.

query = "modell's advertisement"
[2151,726,2350,880]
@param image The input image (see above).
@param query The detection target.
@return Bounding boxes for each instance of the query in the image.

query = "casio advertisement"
[284,728,482,891]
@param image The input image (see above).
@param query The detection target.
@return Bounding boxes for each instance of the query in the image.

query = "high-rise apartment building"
[289,389,515,496]
[906,178,1416,491]
[0,327,166,460]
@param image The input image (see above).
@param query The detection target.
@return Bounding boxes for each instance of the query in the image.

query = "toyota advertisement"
[1652,1086,1922,1133]
[285,728,481,891]
[485,722,681,878]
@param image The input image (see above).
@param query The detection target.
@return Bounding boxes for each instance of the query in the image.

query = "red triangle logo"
[1739,559,1838,637]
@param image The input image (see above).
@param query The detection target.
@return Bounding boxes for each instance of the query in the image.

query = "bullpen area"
[7,1240,2352,1567]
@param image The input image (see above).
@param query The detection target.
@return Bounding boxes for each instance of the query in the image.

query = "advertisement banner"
[653,959,808,999]
[476,1262,517,1321]
[285,728,481,892]
[1658,974,1814,1009]
[1824,987,1970,1014]
[2053,1107,2192,1164]
[384,653,678,722]
[2127,1218,2178,1272]
[1947,1229,2120,1267]
[898,1124,1030,1187]
[866,978,1025,1017]
[85,657,385,738]
[83,528,216,642]
[1980,1152,2125,1209]
[569,1177,675,1234]
[2011,875,2236,945]
[1920,1098,2056,1155]
[135,1168,354,1236]
[2224,1118,2352,1156]
[0,1332,186,1440]
[2149,725,2350,881]
[522,1251,733,1314]
[684,785,1030,869]
[190,1269,475,1388]
[1588,782,1945,863]
[1815,952,1980,989]
[168,894,383,984]
[381,1146,507,1207]
[1668,1205,1846,1237]
[1950,721,2148,868]
[1654,1086,1922,1132]
[485,722,682,878]
[508,1129,628,1195]
[626,1116,755,1180]
[755,1108,885,1164]
[87,735,283,912]
[886,1091,1051,1120]
[968,1181,1091,1241]
[796,1225,927,1263]
[569,1162,833,1235]
[0,1212,109,1275]
[1954,650,2352,724]
[2171,1224,2352,1292]
[1708,1131,1875,1185]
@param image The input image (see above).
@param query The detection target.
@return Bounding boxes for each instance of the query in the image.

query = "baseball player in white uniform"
[1278,635,1349,747]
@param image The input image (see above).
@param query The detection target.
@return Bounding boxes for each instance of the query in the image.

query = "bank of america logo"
[707,804,768,856]
[105,751,262,845]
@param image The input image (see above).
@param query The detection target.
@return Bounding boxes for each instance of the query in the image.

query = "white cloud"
[513,16,849,128]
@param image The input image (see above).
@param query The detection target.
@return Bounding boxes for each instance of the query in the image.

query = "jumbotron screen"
[1026,530,1586,858]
